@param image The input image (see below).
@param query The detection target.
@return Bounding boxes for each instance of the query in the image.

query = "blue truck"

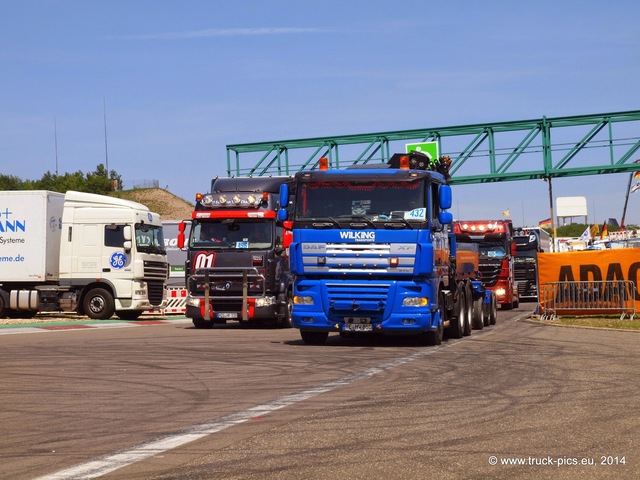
[277,152,496,345]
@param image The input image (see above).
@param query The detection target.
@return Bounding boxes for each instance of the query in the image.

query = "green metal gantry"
[226,110,640,184]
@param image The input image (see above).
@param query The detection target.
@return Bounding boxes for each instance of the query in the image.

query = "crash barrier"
[145,287,187,315]
[163,287,188,314]
[539,280,636,320]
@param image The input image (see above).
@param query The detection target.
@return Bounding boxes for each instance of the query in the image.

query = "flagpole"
[620,171,633,230]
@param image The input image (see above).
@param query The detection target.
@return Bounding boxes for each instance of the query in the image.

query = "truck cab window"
[295,180,425,224]
[135,223,166,253]
[191,220,272,249]
[105,225,125,247]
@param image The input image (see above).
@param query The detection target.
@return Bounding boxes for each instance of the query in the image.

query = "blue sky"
[1,0,639,227]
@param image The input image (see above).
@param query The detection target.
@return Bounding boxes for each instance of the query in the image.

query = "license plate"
[216,312,238,319]
[344,317,372,332]
[344,323,373,332]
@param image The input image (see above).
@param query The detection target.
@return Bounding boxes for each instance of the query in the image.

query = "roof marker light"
[319,157,329,170]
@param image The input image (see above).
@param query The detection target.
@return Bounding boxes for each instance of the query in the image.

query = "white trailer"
[0,190,169,319]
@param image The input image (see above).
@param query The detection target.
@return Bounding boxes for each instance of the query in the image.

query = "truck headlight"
[402,297,428,307]
[186,297,201,307]
[495,288,506,298]
[255,296,276,307]
[294,296,314,305]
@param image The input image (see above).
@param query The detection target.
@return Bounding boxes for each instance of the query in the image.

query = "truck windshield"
[135,224,166,254]
[295,181,425,222]
[478,242,507,259]
[191,220,272,249]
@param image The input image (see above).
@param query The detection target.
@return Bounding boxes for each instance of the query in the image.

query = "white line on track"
[35,334,474,480]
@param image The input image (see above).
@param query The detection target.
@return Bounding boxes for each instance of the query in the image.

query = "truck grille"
[147,280,165,306]
[302,243,415,274]
[478,263,500,286]
[144,260,168,280]
[325,282,389,315]
[514,266,536,282]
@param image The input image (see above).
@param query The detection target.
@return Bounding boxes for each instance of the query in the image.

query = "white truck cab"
[0,190,169,320]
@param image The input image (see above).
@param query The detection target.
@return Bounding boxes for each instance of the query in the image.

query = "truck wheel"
[489,295,498,325]
[83,288,115,320]
[427,319,443,346]
[193,317,214,329]
[463,282,473,336]
[116,310,144,320]
[472,297,484,330]
[448,283,465,339]
[483,301,491,327]
[300,330,328,345]
[0,292,6,318]
[283,290,294,328]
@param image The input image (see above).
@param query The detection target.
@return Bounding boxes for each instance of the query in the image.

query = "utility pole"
[103,97,109,174]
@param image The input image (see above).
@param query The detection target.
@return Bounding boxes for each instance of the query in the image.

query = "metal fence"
[539,280,636,320]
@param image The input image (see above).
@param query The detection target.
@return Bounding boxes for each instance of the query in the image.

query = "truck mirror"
[123,225,132,241]
[279,183,289,207]
[278,184,290,222]
[439,211,453,225]
[123,240,132,251]
[177,221,186,249]
[439,185,452,210]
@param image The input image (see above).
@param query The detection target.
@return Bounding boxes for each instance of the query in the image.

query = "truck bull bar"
[189,267,266,322]
[539,280,636,320]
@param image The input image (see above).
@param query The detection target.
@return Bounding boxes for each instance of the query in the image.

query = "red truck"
[453,219,519,310]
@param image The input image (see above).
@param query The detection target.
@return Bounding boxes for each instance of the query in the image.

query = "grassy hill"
[111,189,194,220]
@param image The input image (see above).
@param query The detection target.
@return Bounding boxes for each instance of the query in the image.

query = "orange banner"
[538,249,640,313]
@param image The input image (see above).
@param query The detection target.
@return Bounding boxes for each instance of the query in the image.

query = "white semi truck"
[0,190,169,319]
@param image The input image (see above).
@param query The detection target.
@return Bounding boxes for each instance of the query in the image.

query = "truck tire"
[193,317,214,329]
[448,283,465,339]
[0,291,6,318]
[489,295,498,325]
[116,310,144,320]
[283,290,294,328]
[472,297,484,330]
[463,282,473,336]
[83,288,115,320]
[300,330,328,345]
[483,300,491,327]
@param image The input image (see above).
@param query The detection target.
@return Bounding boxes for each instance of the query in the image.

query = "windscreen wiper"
[310,217,343,228]
[337,215,377,229]
[382,218,413,229]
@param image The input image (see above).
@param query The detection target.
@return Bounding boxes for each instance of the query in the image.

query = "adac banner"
[538,249,640,311]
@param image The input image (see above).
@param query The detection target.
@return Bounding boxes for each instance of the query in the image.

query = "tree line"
[0,164,122,195]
